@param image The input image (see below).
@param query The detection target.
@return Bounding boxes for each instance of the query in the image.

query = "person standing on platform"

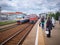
[51,17,55,27]
[41,16,45,29]
[58,16,60,24]
[46,17,53,37]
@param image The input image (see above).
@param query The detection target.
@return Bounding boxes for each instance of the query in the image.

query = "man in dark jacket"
[46,17,53,37]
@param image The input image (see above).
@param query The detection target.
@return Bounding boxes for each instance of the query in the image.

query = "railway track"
[0,24,17,32]
[0,23,29,43]
[0,24,34,45]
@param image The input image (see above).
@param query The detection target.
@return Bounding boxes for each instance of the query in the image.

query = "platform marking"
[35,25,39,45]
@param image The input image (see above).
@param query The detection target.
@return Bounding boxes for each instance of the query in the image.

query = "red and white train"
[16,14,38,24]
[29,14,38,24]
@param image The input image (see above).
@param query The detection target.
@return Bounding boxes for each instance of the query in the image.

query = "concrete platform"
[22,19,45,45]
[44,21,60,45]
[22,20,60,45]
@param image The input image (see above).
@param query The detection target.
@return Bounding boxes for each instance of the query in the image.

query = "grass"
[0,20,16,26]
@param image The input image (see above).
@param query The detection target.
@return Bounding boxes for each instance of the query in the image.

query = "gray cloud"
[0,0,60,14]
[56,2,60,8]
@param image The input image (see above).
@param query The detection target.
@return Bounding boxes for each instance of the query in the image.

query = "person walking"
[46,17,53,37]
[41,16,45,29]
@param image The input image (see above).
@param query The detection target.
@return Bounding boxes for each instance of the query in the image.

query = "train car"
[29,14,38,24]
[16,15,29,25]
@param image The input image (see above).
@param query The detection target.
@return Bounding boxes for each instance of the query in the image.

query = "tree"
[47,12,60,20]
[55,12,60,20]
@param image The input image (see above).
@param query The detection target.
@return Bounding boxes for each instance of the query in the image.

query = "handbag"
[45,30,49,34]
[45,28,49,34]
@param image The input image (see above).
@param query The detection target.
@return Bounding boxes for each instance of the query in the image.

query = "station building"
[0,12,26,21]
[39,13,47,19]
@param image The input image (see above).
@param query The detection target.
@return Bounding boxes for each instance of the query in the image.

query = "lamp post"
[0,7,1,21]
[0,7,1,14]
[49,7,52,17]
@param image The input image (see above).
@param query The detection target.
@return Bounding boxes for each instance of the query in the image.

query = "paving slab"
[44,21,60,45]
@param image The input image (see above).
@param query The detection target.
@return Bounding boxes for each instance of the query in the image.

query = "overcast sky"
[0,0,60,14]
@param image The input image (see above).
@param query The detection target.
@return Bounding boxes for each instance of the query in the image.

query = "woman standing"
[46,17,53,37]
[52,17,55,27]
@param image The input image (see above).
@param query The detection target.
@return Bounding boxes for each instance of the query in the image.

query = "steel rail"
[0,24,17,31]
[0,24,30,45]
[17,24,34,45]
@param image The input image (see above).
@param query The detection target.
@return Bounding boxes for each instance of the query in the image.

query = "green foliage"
[0,21,16,26]
[47,11,60,20]
[55,12,60,20]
